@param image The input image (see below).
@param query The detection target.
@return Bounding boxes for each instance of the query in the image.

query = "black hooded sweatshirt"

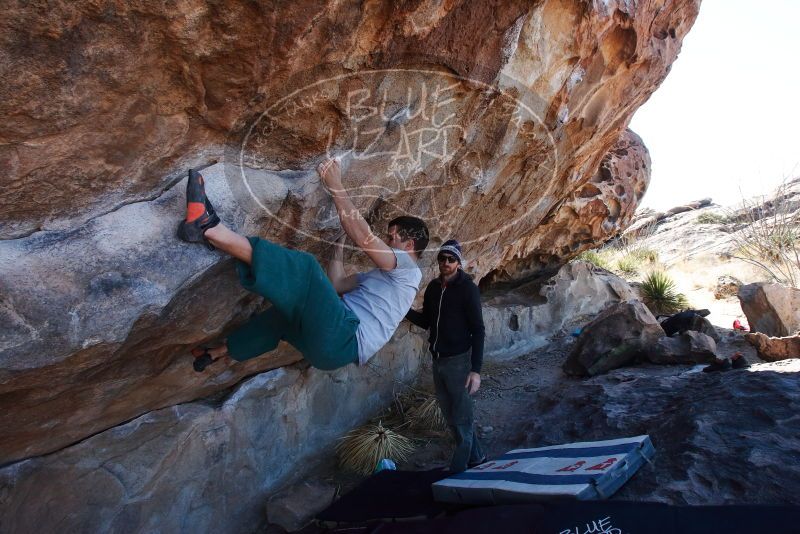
[405,269,485,373]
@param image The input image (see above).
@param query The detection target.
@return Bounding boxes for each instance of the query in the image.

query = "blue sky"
[630,0,800,210]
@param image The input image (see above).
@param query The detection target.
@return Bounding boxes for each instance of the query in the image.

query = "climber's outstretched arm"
[317,158,397,271]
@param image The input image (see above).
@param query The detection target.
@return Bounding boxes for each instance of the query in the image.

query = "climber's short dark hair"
[388,216,429,255]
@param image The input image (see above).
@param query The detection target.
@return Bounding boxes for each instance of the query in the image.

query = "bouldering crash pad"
[432,435,655,504]
[315,469,454,527]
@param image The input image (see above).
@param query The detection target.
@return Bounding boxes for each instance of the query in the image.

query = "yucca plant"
[641,270,689,315]
[407,396,448,433]
[336,421,415,474]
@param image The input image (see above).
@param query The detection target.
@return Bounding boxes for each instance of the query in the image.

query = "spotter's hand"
[465,372,481,395]
[317,158,343,191]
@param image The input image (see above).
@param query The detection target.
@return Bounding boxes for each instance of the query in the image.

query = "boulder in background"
[714,275,742,300]
[563,300,664,376]
[745,332,800,361]
[738,283,800,337]
[266,480,337,532]
[647,331,718,365]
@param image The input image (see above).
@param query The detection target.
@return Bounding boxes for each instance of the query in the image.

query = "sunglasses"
[437,254,458,264]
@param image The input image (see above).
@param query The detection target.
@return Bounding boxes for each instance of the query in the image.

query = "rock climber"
[180,158,428,372]
[405,239,487,472]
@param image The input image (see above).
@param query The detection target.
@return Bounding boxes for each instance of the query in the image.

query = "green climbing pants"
[226,237,360,370]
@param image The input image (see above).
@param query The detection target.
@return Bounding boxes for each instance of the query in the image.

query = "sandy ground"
[668,255,763,331]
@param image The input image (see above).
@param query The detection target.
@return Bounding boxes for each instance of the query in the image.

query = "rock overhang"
[0,0,701,464]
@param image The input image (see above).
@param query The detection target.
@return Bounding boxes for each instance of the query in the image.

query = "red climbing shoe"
[733,319,749,331]
[178,169,220,249]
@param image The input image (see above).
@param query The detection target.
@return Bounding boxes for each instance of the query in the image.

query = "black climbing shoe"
[731,352,750,369]
[192,347,218,373]
[703,358,732,373]
[178,169,220,249]
[660,309,712,337]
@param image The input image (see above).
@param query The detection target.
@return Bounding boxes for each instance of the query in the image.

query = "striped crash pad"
[432,435,655,504]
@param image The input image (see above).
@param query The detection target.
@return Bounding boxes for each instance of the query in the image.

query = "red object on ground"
[733,319,749,331]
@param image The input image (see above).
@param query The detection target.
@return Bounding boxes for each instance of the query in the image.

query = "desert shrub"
[770,227,798,249]
[407,396,448,433]
[575,250,612,270]
[724,180,800,287]
[336,421,415,474]
[641,271,689,315]
[696,212,729,225]
[630,247,659,264]
[615,255,641,277]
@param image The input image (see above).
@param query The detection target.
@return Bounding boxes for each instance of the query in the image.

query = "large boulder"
[0,168,296,465]
[745,332,800,362]
[482,260,638,360]
[563,300,665,376]
[689,315,721,343]
[480,129,651,283]
[647,331,718,365]
[0,331,424,534]
[664,198,712,217]
[266,480,337,532]
[738,282,800,337]
[0,269,646,532]
[0,0,700,465]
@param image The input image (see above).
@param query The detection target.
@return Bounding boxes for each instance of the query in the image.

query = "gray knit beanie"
[439,239,463,264]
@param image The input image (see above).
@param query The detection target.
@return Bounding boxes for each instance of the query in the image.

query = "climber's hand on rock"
[317,158,343,191]
[465,372,481,395]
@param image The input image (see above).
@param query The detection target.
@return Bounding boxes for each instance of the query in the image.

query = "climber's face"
[384,225,414,252]
[437,253,459,277]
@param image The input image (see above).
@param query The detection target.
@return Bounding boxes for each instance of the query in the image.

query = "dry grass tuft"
[575,250,613,270]
[336,421,415,475]
[630,247,659,264]
[575,239,659,280]
[696,212,730,225]
[407,396,449,433]
[615,255,641,277]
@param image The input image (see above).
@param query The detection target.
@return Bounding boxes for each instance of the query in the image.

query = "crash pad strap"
[495,442,639,461]
[449,471,601,485]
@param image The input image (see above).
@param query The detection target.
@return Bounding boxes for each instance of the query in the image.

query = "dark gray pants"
[432,350,484,472]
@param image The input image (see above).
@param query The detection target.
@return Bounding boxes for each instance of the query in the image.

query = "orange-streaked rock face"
[0,0,699,464]
[480,129,650,285]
